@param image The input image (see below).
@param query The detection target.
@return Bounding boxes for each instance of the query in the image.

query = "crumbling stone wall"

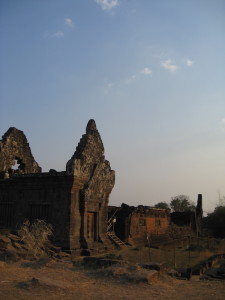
[0,127,41,178]
[170,194,203,235]
[0,120,115,253]
[0,172,75,248]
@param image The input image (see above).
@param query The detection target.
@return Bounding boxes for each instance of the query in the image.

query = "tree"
[217,193,225,206]
[154,202,170,210]
[170,195,195,212]
[205,205,225,238]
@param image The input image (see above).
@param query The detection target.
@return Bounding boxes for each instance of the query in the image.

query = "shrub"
[205,206,225,238]
[18,219,53,258]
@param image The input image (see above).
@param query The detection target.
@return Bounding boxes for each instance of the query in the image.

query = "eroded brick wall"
[110,204,170,245]
[130,210,170,238]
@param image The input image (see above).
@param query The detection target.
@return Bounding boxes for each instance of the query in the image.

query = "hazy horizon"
[1,0,225,214]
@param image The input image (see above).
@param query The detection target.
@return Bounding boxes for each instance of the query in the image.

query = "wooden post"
[173,237,176,269]
[147,233,151,262]
[188,235,191,267]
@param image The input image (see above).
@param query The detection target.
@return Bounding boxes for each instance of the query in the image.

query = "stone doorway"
[87,212,98,241]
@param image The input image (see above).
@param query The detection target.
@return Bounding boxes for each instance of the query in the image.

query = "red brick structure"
[108,204,170,245]
[170,194,203,236]
[0,120,115,254]
[130,206,170,236]
[109,197,203,246]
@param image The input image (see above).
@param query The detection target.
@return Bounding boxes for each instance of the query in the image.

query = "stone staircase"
[107,231,126,248]
[107,208,126,248]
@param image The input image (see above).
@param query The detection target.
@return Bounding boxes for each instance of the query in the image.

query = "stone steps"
[107,231,126,247]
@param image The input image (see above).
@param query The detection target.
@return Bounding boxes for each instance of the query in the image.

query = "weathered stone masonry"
[0,120,115,254]
[0,127,41,177]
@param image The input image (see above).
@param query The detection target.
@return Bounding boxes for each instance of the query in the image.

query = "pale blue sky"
[1,0,225,213]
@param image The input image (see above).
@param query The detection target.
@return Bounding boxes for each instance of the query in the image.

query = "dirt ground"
[0,258,225,300]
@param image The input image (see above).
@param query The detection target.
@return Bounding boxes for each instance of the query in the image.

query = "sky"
[1,0,225,213]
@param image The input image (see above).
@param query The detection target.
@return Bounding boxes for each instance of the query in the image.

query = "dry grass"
[114,237,225,270]
[17,219,53,259]
[1,236,225,300]
[0,258,225,300]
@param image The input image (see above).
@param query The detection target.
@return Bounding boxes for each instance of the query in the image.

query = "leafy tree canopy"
[205,205,225,238]
[154,202,170,210]
[170,195,195,212]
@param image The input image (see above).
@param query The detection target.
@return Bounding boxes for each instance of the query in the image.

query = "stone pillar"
[69,190,81,250]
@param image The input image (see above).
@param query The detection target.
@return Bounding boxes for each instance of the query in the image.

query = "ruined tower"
[66,119,115,251]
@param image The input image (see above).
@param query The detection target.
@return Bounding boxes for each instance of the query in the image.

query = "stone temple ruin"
[0,120,115,254]
[0,120,203,253]
[108,195,203,247]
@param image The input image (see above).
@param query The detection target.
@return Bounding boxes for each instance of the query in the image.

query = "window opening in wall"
[155,219,161,227]
[9,157,25,174]
[11,159,20,170]
[139,218,146,226]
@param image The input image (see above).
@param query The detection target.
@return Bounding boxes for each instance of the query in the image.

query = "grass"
[110,237,225,270]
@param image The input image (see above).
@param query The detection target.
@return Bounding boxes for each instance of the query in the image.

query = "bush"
[18,219,53,258]
[205,206,225,238]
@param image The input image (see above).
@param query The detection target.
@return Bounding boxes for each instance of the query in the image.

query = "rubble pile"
[0,233,69,262]
[201,260,225,280]
[80,255,163,284]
